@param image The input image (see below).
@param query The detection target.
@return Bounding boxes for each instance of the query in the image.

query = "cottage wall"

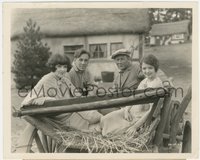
[42,34,140,58]
[11,34,140,60]
[11,34,143,88]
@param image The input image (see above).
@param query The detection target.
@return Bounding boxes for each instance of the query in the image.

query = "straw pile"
[56,126,152,153]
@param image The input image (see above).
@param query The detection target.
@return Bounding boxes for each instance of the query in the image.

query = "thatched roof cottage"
[11,8,150,85]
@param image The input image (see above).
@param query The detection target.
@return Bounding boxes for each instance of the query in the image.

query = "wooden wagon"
[13,85,191,153]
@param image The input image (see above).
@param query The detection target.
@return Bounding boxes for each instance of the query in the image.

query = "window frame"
[110,42,124,55]
[63,45,84,55]
[172,34,184,40]
[63,45,84,62]
[89,43,107,59]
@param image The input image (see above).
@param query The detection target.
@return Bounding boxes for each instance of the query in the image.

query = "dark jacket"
[113,62,144,91]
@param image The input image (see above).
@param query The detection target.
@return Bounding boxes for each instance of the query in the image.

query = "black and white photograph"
[3,2,198,159]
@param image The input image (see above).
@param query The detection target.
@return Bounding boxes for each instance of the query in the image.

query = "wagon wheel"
[181,121,191,153]
[164,100,181,133]
[16,124,58,153]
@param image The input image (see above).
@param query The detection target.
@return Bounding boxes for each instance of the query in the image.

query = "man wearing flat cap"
[99,49,144,115]
[111,48,144,91]
[100,48,144,135]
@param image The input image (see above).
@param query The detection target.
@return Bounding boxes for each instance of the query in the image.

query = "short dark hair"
[47,54,72,72]
[140,54,159,72]
[74,49,91,59]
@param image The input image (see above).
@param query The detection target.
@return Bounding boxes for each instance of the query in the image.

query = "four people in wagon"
[20,47,163,137]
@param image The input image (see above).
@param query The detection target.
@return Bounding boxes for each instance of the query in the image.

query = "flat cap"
[111,49,131,59]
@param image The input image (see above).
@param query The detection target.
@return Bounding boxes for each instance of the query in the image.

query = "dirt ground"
[11,42,192,152]
[11,88,27,152]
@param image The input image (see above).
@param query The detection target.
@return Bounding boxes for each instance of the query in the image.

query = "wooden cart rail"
[14,86,192,153]
[13,88,168,117]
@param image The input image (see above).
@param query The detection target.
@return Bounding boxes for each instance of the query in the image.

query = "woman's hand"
[126,125,137,136]
[124,108,133,122]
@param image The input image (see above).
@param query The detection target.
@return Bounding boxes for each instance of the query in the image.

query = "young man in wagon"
[68,49,103,132]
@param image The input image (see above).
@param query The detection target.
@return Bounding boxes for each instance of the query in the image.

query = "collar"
[51,72,62,81]
[119,63,133,73]
[73,64,85,73]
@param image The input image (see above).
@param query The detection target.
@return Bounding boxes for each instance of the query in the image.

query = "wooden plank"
[21,89,146,109]
[41,133,49,153]
[170,100,181,123]
[21,88,167,110]
[145,99,159,126]
[34,131,45,153]
[163,133,183,141]
[148,116,160,134]
[163,100,175,134]
[47,136,52,153]
[153,92,172,146]
[52,140,56,153]
[14,89,167,117]
[23,116,62,144]
[17,98,157,117]
[169,86,191,145]
[164,100,181,134]
[153,98,164,118]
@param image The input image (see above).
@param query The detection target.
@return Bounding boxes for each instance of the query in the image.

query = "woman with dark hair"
[21,53,102,131]
[21,54,88,131]
[101,54,163,136]
[47,53,72,72]
[22,54,73,106]
[125,54,163,135]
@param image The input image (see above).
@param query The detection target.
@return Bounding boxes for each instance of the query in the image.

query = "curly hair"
[140,54,159,72]
[46,54,72,72]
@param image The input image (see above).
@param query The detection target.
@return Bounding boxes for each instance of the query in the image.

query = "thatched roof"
[150,20,190,36]
[11,8,150,40]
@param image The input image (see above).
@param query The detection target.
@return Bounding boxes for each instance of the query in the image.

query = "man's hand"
[163,77,174,88]
[32,97,56,105]
[45,97,56,102]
